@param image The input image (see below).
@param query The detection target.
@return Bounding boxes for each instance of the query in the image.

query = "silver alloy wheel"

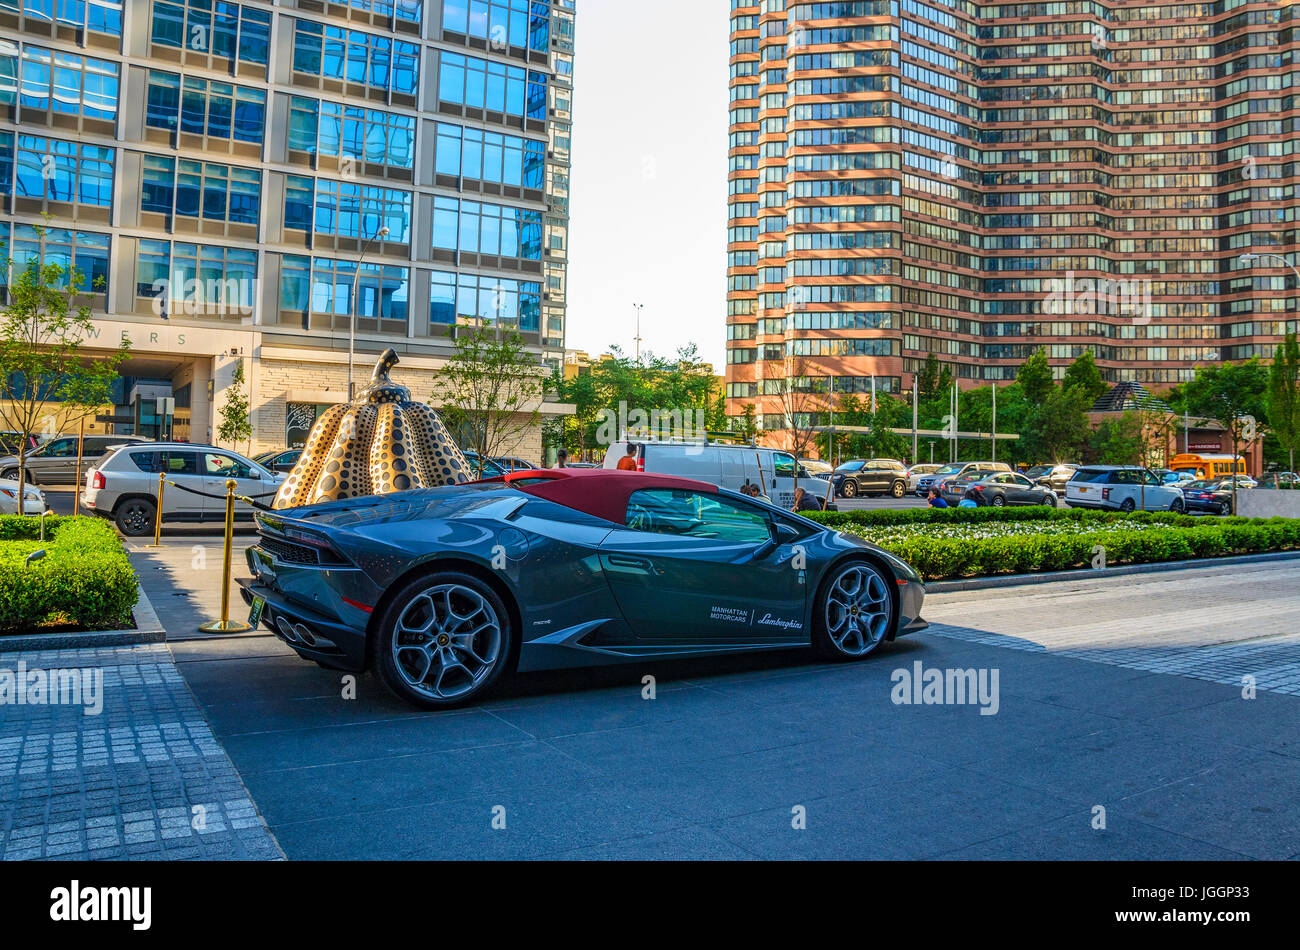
[392,583,503,701]
[824,564,891,656]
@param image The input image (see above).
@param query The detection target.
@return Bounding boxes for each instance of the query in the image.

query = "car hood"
[0,478,42,495]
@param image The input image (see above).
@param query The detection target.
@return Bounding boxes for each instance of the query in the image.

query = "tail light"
[92,471,106,490]
[1102,488,1110,500]
[635,452,644,472]
[970,485,983,493]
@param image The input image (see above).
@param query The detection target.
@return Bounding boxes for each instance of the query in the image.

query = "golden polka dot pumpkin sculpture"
[272,349,472,509]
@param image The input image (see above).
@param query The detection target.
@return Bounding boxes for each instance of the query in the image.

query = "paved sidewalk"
[0,642,281,861]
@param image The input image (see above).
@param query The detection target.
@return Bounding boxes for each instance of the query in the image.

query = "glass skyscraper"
[0,0,574,451]
[725,0,1296,434]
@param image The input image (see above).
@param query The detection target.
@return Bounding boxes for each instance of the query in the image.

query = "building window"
[346,0,422,22]
[285,176,412,243]
[0,45,119,119]
[431,197,542,260]
[287,96,415,170]
[280,255,409,328]
[7,224,110,293]
[15,135,114,207]
[145,71,267,144]
[438,52,547,120]
[150,0,271,65]
[433,122,544,188]
[142,156,260,224]
[429,269,540,331]
[136,239,256,316]
[291,20,420,95]
[441,0,549,52]
[0,0,123,35]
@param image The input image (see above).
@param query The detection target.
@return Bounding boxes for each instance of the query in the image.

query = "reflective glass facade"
[0,0,573,349]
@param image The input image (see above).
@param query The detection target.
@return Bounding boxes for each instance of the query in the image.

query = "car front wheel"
[813,560,894,660]
[114,498,157,537]
[374,572,513,709]
[1,468,33,484]
[1170,497,1185,514]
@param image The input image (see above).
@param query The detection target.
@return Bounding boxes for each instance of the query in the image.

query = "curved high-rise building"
[725,0,1298,442]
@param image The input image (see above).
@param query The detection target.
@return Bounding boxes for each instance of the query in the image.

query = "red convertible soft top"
[503,468,718,526]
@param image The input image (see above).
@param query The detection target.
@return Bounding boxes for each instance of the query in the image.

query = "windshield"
[934,464,962,475]
[1185,480,1218,490]
[1024,466,1050,479]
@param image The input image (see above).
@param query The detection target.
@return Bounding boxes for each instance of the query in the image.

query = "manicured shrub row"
[0,515,139,632]
[809,506,1206,528]
[827,516,1300,581]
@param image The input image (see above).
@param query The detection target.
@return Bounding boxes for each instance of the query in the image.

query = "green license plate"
[248,595,265,627]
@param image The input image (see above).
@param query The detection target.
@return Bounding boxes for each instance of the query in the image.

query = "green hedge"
[802,508,1300,580]
[0,515,138,632]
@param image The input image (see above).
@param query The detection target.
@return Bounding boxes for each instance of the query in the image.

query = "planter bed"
[803,508,1300,581]
[0,515,139,634]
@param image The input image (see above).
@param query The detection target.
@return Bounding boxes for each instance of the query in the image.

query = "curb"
[0,583,166,652]
[925,549,1300,593]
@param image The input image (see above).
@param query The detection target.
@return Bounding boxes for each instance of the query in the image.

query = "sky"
[564,0,731,370]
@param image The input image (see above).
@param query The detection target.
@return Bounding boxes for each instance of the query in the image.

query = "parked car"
[0,432,42,456]
[462,451,507,478]
[798,458,833,477]
[1220,474,1258,490]
[1024,463,1079,493]
[831,458,909,498]
[81,443,285,536]
[600,440,832,509]
[916,461,1011,498]
[253,448,303,474]
[563,461,598,469]
[1258,472,1298,488]
[0,477,48,515]
[961,471,1058,507]
[1180,478,1235,515]
[491,456,537,472]
[906,463,942,491]
[239,468,928,708]
[1064,466,1185,512]
[0,434,148,485]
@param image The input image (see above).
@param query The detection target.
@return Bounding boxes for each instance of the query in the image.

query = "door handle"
[606,554,652,571]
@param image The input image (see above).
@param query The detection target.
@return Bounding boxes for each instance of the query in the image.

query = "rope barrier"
[162,478,278,509]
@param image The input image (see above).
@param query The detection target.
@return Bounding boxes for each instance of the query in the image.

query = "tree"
[917,353,942,400]
[1017,348,1054,405]
[1024,385,1092,462]
[1089,411,1144,465]
[1267,331,1300,477]
[1183,358,1269,510]
[0,237,129,513]
[432,326,546,476]
[217,358,252,453]
[1063,349,1107,405]
[766,354,826,460]
[734,402,761,444]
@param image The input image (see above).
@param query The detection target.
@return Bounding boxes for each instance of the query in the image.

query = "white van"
[600,440,833,508]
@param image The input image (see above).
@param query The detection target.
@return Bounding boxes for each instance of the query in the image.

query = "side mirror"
[775,522,800,543]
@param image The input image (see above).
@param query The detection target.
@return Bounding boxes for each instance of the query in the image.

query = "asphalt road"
[135,538,1300,860]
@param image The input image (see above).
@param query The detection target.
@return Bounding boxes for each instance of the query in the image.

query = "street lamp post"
[632,303,644,364]
[347,225,391,400]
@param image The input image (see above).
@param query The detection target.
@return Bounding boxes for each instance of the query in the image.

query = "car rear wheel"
[114,498,156,537]
[991,495,1006,507]
[1119,498,1136,513]
[891,480,905,498]
[813,560,894,660]
[841,479,858,498]
[375,572,513,709]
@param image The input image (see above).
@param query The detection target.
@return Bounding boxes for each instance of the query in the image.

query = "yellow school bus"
[1169,453,1245,480]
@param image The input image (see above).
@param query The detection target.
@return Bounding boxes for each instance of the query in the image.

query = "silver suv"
[82,443,285,536]
[1065,466,1186,513]
[0,434,148,485]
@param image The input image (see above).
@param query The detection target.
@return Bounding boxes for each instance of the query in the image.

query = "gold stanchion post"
[198,478,252,633]
[151,472,165,547]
